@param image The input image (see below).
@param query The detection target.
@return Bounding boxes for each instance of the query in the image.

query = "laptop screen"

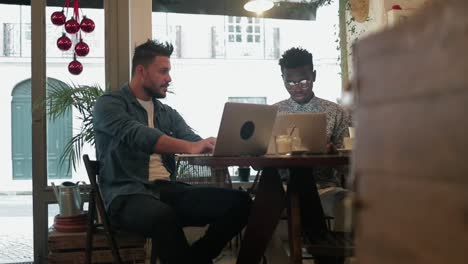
[266,112,327,154]
[212,102,278,157]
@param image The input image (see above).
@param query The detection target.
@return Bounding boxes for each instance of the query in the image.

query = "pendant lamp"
[244,0,274,14]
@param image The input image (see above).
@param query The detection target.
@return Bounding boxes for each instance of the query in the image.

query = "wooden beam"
[31,0,49,263]
[339,0,349,88]
[105,0,130,91]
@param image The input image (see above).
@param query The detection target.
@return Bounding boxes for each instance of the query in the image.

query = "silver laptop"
[267,112,327,154]
[212,102,279,157]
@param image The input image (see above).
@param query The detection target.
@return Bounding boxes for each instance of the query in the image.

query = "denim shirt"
[93,84,202,209]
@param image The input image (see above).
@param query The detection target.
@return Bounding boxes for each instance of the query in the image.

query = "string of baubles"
[51,0,95,75]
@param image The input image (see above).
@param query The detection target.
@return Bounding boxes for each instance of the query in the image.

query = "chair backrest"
[83,154,110,226]
[83,154,126,264]
[83,154,99,187]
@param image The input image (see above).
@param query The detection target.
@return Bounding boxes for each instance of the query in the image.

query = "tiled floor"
[216,257,316,264]
[214,251,349,264]
[184,223,354,264]
[214,251,353,264]
[0,194,350,264]
[206,227,356,264]
[186,226,292,264]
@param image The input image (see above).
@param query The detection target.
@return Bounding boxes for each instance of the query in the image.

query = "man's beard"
[292,90,314,105]
[143,85,166,99]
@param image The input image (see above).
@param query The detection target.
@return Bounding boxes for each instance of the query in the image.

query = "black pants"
[108,181,252,264]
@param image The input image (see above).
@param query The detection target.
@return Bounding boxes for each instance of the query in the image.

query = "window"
[226,16,262,44]
[3,23,20,56]
[0,3,105,263]
[2,21,103,58]
[152,23,182,58]
[228,97,267,105]
[24,24,31,41]
[224,16,264,58]
[153,1,341,138]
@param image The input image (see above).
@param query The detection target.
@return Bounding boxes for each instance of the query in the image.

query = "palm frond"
[44,82,104,172]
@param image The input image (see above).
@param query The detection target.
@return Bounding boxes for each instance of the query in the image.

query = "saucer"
[290,150,308,155]
[336,148,352,153]
[55,212,87,219]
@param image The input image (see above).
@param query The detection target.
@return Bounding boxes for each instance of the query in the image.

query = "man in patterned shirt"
[275,47,351,232]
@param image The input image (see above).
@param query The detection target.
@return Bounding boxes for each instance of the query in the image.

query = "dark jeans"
[108,181,252,264]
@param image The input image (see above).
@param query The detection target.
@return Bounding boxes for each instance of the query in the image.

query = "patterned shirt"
[274,95,350,187]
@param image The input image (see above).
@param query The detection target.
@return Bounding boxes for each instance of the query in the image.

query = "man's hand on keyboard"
[191,137,216,154]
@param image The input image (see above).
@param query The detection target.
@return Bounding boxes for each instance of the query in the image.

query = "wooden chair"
[278,172,354,264]
[302,196,354,263]
[83,154,158,264]
[305,233,354,262]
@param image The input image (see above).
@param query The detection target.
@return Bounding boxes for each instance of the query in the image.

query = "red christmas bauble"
[65,18,80,34]
[75,40,89,57]
[51,10,66,26]
[56,34,72,51]
[80,16,95,33]
[68,59,83,75]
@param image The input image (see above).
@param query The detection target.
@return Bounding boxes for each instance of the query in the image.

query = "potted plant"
[45,82,104,172]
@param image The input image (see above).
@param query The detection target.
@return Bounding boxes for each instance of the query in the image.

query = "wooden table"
[180,154,350,264]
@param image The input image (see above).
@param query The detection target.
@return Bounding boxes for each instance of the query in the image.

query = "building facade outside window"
[0,4,107,263]
[0,3,341,262]
[0,4,342,187]
[228,96,267,104]
[153,4,342,138]
[225,16,264,58]
[227,16,261,43]
[0,5,105,192]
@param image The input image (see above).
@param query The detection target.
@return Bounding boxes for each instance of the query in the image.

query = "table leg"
[288,168,329,259]
[212,167,231,188]
[287,180,302,264]
[236,168,286,264]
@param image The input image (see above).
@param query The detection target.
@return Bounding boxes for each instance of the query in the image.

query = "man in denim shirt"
[93,40,251,264]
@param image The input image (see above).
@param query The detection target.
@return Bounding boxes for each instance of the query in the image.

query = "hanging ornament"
[65,18,80,34]
[68,55,83,75]
[57,33,72,51]
[52,0,95,75]
[75,39,89,57]
[51,10,66,26]
[80,16,95,33]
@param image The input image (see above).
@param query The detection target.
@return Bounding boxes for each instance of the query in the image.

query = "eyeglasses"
[285,79,311,90]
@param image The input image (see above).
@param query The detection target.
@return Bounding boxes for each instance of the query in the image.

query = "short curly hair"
[278,47,314,72]
[131,39,174,76]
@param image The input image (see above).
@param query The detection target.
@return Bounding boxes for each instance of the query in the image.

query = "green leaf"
[39,82,104,172]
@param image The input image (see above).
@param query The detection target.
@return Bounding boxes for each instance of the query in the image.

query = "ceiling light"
[244,0,274,14]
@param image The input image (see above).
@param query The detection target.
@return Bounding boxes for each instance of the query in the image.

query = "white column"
[105,0,153,91]
[130,0,153,57]
[105,0,130,91]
